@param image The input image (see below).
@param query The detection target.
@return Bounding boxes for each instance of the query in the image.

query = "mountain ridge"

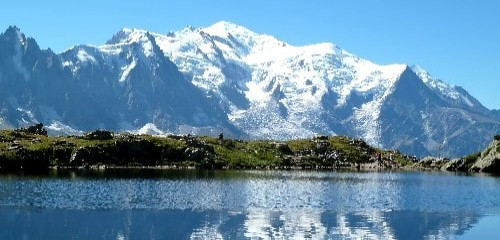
[0,23,498,157]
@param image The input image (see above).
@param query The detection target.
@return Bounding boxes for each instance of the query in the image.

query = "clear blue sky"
[1,0,498,109]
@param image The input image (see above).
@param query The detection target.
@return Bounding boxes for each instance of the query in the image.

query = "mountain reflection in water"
[0,209,482,239]
[0,169,498,239]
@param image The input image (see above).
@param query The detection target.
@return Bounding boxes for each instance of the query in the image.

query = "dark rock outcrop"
[84,130,113,140]
[15,123,47,136]
[441,158,468,172]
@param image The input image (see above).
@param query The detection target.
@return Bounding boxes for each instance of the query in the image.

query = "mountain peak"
[2,25,25,42]
[203,21,255,38]
[106,27,149,45]
[210,21,247,30]
[5,25,21,34]
[410,65,431,81]
[409,64,465,101]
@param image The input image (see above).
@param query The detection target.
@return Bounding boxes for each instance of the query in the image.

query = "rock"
[53,140,67,146]
[114,139,160,165]
[84,130,113,140]
[415,156,448,169]
[272,142,292,155]
[70,147,90,165]
[441,158,467,171]
[16,123,48,136]
[184,147,205,161]
[470,139,500,173]
[315,136,329,140]
[69,145,111,166]
[8,142,22,150]
[315,140,330,154]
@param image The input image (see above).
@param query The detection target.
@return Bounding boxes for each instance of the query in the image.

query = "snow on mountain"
[410,65,480,108]
[0,26,111,131]
[131,123,165,135]
[149,22,411,143]
[46,121,83,136]
[148,21,498,156]
[0,23,498,157]
[59,28,241,136]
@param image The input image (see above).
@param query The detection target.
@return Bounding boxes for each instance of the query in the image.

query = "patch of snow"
[16,108,36,122]
[46,121,83,136]
[131,123,165,135]
[411,65,461,100]
[107,28,155,58]
[77,49,97,63]
[119,58,136,82]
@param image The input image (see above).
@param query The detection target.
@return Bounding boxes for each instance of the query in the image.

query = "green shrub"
[495,135,500,141]
[484,147,492,156]
[464,152,480,168]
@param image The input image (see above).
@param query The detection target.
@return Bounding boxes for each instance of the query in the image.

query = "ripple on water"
[0,170,499,213]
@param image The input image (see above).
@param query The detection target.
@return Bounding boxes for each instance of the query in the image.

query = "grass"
[464,152,481,169]
[392,154,413,166]
[287,139,316,152]
[213,139,282,168]
[0,129,426,170]
[484,147,492,157]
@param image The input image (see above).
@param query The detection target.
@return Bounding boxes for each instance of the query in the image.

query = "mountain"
[0,25,239,136]
[0,22,498,157]
[0,26,110,132]
[59,29,239,136]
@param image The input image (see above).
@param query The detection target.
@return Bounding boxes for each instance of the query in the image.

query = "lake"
[0,169,499,239]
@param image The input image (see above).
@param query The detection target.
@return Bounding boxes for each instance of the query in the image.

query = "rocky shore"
[415,135,500,174]
[0,125,498,174]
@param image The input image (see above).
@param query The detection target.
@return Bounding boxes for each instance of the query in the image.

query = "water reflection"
[1,170,499,239]
[244,210,327,239]
[3,170,497,212]
[0,208,484,240]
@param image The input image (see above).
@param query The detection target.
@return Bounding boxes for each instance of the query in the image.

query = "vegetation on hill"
[0,124,417,171]
[2,124,497,174]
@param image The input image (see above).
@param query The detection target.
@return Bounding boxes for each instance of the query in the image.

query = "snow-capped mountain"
[0,22,498,157]
[59,29,239,136]
[0,26,110,131]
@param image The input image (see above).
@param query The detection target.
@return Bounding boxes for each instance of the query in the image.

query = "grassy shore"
[0,128,416,171]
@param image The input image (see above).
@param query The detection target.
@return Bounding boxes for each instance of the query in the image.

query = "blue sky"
[1,0,498,109]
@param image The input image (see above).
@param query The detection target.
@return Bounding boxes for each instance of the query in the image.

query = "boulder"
[84,130,113,140]
[15,123,48,136]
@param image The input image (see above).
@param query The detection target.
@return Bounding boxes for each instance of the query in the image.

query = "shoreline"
[1,127,498,174]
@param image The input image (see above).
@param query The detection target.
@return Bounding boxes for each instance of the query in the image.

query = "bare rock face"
[441,158,468,172]
[470,139,500,173]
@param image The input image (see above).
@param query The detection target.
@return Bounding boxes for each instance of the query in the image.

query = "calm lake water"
[0,169,499,239]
